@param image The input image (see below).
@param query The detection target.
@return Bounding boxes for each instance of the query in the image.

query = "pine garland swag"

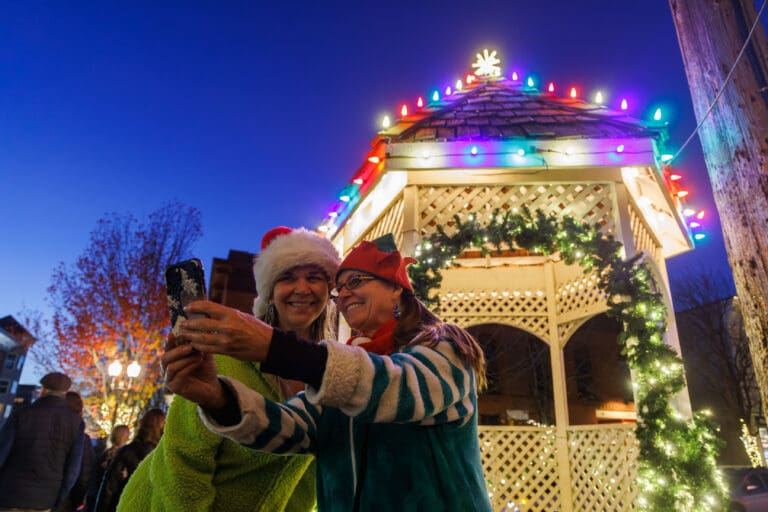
[407,207,726,511]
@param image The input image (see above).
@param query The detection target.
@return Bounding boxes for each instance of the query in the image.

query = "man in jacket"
[0,371,85,511]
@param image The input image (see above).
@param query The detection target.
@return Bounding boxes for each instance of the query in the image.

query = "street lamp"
[105,359,142,433]
[108,360,123,378]
[126,360,141,379]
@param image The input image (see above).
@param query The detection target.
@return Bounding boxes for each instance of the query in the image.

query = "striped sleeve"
[304,338,476,426]
[198,377,322,454]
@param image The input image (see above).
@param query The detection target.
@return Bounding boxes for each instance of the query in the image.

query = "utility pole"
[669,0,768,414]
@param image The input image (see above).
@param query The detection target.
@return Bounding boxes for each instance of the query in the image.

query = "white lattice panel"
[556,272,608,319]
[480,425,639,511]
[480,426,561,511]
[418,183,615,240]
[629,204,662,264]
[439,291,550,340]
[558,319,586,345]
[356,195,405,248]
[567,426,639,512]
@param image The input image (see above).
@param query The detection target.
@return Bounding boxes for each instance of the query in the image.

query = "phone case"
[165,258,207,330]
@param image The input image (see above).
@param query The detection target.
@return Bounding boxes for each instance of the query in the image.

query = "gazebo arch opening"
[563,314,635,425]
[468,323,554,426]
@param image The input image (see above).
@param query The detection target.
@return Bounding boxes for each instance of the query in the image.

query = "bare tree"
[675,270,760,464]
[31,201,202,435]
[676,271,759,420]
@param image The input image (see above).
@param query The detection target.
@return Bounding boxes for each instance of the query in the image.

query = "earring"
[264,303,277,326]
[393,303,401,320]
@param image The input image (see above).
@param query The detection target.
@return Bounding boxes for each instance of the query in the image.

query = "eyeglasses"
[331,274,377,298]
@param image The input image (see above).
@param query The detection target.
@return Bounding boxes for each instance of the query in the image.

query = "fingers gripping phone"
[165,258,207,334]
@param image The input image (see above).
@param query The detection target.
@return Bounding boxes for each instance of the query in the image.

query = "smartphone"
[165,258,207,332]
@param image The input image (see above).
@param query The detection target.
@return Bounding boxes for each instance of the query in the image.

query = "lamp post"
[106,358,142,432]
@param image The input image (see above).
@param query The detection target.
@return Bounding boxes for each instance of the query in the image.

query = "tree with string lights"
[35,201,202,435]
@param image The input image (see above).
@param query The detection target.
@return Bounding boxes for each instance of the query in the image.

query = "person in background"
[54,391,95,512]
[93,408,165,512]
[0,371,85,512]
[118,226,340,511]
[164,234,493,511]
[85,424,129,512]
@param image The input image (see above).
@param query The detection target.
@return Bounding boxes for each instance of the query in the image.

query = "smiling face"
[334,270,402,336]
[271,264,330,337]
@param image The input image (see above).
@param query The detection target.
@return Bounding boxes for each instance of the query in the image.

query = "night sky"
[2,2,746,383]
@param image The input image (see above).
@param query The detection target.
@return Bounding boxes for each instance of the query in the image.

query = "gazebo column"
[544,260,573,511]
[400,185,420,255]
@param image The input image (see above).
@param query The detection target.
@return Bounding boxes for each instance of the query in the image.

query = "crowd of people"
[0,370,165,512]
[0,226,492,511]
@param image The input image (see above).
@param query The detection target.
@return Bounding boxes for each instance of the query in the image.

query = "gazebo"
[319,52,701,511]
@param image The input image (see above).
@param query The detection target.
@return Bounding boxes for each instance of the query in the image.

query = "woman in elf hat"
[117,227,339,512]
[164,233,492,511]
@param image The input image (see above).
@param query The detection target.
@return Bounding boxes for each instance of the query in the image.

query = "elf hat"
[253,226,340,318]
[336,234,417,292]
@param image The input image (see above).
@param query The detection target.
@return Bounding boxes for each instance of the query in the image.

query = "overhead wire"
[670,0,768,164]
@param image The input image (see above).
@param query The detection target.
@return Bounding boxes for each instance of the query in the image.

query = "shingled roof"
[388,77,665,143]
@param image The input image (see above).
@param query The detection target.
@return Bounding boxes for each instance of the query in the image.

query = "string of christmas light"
[407,207,728,511]
[318,51,708,243]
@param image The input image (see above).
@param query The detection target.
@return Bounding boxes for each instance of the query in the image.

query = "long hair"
[393,291,487,391]
[135,408,166,445]
[109,424,130,448]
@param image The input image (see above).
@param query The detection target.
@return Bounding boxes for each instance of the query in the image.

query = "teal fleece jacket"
[117,354,315,512]
[202,337,492,512]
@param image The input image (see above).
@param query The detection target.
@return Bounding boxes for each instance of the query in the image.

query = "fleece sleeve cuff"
[304,340,371,411]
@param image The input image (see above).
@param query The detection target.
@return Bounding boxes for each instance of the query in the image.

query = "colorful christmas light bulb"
[595,91,604,104]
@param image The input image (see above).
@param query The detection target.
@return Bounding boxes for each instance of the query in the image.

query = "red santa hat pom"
[336,234,417,292]
[261,226,293,250]
[253,227,340,318]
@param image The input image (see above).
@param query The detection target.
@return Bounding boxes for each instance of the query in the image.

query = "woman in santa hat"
[118,227,339,512]
[164,233,491,511]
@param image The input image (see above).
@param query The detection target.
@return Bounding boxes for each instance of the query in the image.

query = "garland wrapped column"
[408,208,726,511]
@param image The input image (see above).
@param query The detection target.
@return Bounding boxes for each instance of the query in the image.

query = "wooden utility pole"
[669,0,768,415]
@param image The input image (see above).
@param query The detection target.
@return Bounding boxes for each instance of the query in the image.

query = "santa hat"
[336,234,417,292]
[253,226,340,318]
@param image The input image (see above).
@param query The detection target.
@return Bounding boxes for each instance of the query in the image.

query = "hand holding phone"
[165,258,207,334]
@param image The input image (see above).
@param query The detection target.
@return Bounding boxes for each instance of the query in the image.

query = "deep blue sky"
[3,2,744,383]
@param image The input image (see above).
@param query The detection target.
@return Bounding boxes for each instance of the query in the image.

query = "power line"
[670,0,768,164]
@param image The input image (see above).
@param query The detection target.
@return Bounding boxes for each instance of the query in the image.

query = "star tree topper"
[472,49,501,77]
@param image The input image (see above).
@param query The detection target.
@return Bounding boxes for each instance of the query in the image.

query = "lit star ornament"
[471,49,501,77]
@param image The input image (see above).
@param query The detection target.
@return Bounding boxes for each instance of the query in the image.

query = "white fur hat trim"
[252,228,340,318]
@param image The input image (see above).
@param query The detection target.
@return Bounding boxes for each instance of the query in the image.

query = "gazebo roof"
[320,62,696,259]
[383,77,665,144]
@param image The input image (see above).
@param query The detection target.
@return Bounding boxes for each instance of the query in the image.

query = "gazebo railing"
[479,424,639,512]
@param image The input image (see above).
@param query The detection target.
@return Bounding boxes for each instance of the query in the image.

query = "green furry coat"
[117,355,315,512]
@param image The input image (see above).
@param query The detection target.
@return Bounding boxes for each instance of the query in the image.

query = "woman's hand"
[162,334,227,410]
[176,300,273,362]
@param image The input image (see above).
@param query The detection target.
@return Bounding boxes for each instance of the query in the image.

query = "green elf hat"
[336,234,417,292]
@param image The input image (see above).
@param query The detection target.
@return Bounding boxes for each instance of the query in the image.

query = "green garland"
[408,207,726,511]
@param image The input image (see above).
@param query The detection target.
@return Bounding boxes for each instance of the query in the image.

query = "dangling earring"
[393,303,401,320]
[264,303,277,326]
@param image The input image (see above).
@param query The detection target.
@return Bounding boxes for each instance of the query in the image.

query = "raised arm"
[263,331,477,426]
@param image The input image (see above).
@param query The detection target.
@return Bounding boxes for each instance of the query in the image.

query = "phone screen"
[165,258,207,332]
